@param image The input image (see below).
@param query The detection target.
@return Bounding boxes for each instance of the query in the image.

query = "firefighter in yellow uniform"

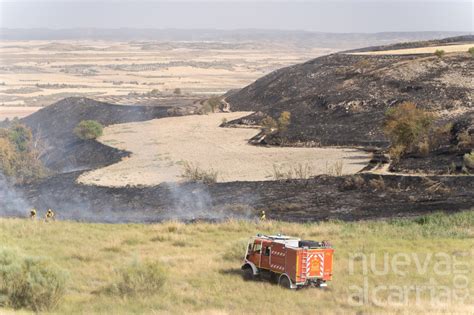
[45,209,55,222]
[30,208,37,219]
[260,210,266,221]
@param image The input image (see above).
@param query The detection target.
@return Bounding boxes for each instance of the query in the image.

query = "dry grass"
[0,211,473,314]
[326,160,344,176]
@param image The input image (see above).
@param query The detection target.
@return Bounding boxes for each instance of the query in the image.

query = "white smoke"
[164,182,255,221]
[0,172,31,217]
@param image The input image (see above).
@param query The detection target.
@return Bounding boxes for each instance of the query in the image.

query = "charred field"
[0,36,473,224]
[1,100,473,223]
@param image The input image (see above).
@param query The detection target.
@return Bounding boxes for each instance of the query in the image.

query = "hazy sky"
[0,1,472,32]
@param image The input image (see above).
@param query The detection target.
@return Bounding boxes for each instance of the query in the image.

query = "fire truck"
[241,234,334,289]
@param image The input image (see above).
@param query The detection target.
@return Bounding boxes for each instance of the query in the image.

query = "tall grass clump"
[0,248,68,312]
[181,161,218,184]
[223,239,249,262]
[105,261,167,297]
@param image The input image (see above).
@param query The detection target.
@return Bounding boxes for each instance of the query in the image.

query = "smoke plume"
[0,172,31,217]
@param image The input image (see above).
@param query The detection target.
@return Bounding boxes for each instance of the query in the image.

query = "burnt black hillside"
[227,36,474,147]
[20,97,171,172]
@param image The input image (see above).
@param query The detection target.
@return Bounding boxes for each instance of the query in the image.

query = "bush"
[430,123,453,150]
[74,120,103,140]
[173,88,181,95]
[0,124,45,183]
[341,175,365,190]
[457,130,473,150]
[8,124,32,152]
[434,49,445,58]
[468,47,474,57]
[207,97,221,113]
[108,261,167,297]
[464,153,474,170]
[368,177,385,191]
[261,111,292,136]
[0,138,17,177]
[261,116,278,135]
[416,139,430,156]
[388,144,406,163]
[384,102,433,157]
[0,248,67,312]
[277,111,291,133]
[181,161,218,184]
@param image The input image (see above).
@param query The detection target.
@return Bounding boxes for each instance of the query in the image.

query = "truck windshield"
[253,242,262,253]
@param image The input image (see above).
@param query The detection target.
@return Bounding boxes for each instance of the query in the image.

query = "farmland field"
[0,40,334,115]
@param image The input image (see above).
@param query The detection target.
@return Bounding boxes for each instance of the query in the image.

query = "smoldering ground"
[0,172,31,217]
[3,171,259,223]
[2,169,474,223]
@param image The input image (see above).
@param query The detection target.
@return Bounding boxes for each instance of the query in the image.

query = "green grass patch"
[0,210,472,314]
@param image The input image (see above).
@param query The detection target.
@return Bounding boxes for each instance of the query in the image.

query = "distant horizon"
[0,1,472,33]
[0,28,472,34]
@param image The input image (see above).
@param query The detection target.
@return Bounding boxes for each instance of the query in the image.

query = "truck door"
[247,240,262,267]
[260,242,271,270]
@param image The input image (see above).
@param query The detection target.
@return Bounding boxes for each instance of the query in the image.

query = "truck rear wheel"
[279,275,292,289]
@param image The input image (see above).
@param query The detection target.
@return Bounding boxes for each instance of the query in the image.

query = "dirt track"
[78,112,371,187]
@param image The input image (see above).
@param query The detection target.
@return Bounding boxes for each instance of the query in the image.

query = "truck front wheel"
[242,267,254,281]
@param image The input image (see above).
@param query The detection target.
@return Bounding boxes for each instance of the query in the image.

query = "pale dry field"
[0,106,42,120]
[78,112,370,187]
[0,40,334,116]
[349,43,473,55]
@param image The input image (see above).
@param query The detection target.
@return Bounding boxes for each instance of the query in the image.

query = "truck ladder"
[300,249,309,282]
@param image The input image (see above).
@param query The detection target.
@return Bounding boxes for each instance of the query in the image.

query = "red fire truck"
[241,234,334,289]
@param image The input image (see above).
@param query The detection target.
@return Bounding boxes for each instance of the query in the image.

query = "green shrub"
[468,47,474,57]
[384,102,433,156]
[434,49,445,58]
[261,111,291,135]
[0,124,45,183]
[0,248,68,312]
[8,124,32,152]
[107,261,167,297]
[173,88,182,95]
[74,120,103,140]
[0,137,18,177]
